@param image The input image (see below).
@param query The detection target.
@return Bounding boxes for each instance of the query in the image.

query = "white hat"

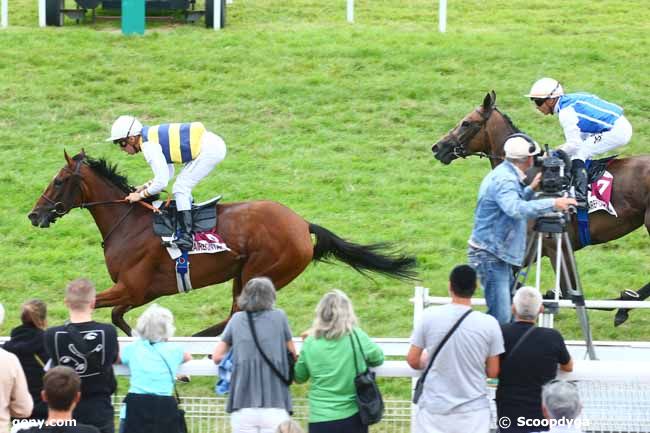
[504,134,540,159]
[107,115,143,142]
[525,78,564,99]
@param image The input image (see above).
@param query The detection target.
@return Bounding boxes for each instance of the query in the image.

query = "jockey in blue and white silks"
[554,92,632,161]
[107,115,227,251]
[525,78,632,207]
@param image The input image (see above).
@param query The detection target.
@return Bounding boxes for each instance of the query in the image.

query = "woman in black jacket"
[2,299,48,420]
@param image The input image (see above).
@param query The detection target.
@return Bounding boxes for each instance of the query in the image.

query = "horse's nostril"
[28,212,38,224]
[432,144,439,153]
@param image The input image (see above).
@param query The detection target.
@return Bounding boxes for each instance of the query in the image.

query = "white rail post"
[411,286,428,433]
[38,0,46,27]
[213,0,221,30]
[438,0,447,33]
[1,0,7,28]
[347,0,353,23]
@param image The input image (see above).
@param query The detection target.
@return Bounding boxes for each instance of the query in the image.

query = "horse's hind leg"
[193,275,243,337]
[193,241,312,337]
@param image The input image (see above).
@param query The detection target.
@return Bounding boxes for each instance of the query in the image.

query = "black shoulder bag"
[350,330,384,425]
[503,325,537,366]
[152,344,188,433]
[412,309,473,404]
[246,311,295,386]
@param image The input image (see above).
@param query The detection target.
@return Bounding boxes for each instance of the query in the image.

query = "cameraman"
[468,134,576,324]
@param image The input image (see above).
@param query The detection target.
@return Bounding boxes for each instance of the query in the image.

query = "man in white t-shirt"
[407,265,504,433]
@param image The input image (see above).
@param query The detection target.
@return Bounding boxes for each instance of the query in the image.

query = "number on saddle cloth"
[153,195,222,237]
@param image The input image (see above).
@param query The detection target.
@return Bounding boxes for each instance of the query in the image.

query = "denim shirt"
[469,161,555,266]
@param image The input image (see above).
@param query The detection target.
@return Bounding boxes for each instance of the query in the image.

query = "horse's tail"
[309,223,418,281]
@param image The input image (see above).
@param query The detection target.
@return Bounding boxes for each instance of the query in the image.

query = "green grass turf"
[1,0,649,376]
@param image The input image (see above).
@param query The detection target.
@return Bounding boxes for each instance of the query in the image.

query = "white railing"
[1,0,7,28]
[110,359,650,433]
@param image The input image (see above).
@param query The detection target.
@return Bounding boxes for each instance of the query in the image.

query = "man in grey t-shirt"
[407,265,504,433]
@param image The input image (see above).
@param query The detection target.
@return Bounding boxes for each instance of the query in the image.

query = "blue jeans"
[468,247,513,324]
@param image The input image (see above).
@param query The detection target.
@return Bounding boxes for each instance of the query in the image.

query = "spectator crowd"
[1,268,584,433]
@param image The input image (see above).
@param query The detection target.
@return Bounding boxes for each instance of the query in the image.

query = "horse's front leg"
[95,282,136,335]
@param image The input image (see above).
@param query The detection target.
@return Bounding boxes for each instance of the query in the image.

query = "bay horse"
[28,151,417,336]
[431,91,650,326]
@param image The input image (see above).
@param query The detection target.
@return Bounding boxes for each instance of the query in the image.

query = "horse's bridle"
[39,157,158,248]
[40,158,84,216]
[448,108,503,162]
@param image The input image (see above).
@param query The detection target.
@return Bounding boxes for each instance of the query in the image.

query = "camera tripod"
[514,211,598,360]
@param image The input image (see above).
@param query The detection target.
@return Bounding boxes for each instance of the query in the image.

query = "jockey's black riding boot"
[175,210,194,251]
[571,159,588,209]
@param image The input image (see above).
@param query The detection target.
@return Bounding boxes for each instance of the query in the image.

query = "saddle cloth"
[587,170,616,216]
[152,196,231,257]
[163,228,230,259]
[585,157,617,217]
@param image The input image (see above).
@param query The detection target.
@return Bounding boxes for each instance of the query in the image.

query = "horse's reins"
[40,158,160,248]
[449,108,505,163]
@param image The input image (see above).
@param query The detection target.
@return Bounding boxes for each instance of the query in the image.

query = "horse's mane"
[495,107,521,134]
[74,154,132,194]
[77,154,161,201]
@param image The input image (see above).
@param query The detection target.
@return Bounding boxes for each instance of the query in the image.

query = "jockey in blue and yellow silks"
[141,122,206,164]
[107,115,227,251]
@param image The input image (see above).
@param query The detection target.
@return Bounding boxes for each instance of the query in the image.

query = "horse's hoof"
[614,309,629,327]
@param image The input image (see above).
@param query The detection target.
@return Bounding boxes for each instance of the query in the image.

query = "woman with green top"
[295,290,384,433]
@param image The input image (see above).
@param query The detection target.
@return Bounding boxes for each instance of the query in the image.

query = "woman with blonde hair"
[3,300,49,420]
[119,304,191,433]
[295,290,384,433]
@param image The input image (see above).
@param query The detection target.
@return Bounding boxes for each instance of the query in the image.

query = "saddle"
[153,195,221,237]
[584,155,617,184]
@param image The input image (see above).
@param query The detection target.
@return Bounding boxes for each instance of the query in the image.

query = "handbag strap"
[246,312,291,386]
[150,342,182,404]
[349,330,368,375]
[503,325,537,366]
[418,308,473,383]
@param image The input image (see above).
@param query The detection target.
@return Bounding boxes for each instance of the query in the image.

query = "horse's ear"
[482,91,496,110]
[64,149,72,165]
[80,148,86,159]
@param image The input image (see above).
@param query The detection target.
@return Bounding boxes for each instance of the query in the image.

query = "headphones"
[505,133,538,154]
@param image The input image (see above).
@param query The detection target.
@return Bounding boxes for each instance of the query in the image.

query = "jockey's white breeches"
[173,131,226,211]
[569,116,633,161]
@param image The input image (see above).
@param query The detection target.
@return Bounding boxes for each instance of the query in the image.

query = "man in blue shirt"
[526,78,633,208]
[468,134,576,324]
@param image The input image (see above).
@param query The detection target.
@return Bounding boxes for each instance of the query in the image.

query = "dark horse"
[431,91,650,326]
[28,151,417,336]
